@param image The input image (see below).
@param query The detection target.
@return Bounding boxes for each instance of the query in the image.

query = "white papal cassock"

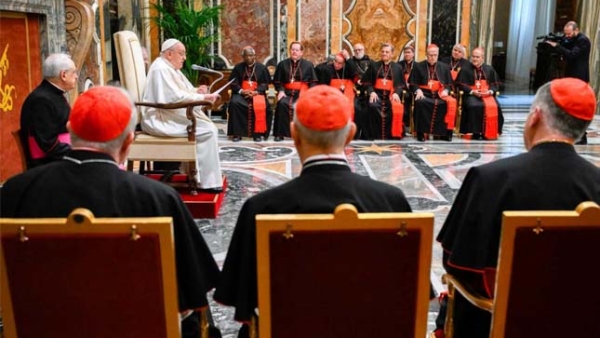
[141,57,222,189]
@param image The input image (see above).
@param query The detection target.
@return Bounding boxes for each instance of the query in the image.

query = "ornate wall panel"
[344,0,415,62]
[0,12,42,181]
[220,0,271,67]
[431,0,458,59]
[297,1,328,64]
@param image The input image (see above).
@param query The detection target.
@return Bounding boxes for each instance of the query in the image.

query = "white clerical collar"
[303,153,347,163]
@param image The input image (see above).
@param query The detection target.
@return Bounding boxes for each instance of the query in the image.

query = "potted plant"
[151,0,223,85]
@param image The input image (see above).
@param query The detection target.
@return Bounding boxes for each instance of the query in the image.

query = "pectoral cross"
[340,84,345,93]
[290,78,295,83]
[383,79,387,85]
[428,80,433,89]
[249,80,253,86]
[476,81,481,89]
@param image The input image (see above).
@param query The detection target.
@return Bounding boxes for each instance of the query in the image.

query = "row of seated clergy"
[454,47,504,140]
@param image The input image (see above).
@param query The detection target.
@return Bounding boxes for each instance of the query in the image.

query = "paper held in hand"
[212,79,235,95]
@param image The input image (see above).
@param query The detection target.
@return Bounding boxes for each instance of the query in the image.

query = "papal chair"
[255,203,434,338]
[0,208,181,338]
[443,201,600,338]
[113,30,213,194]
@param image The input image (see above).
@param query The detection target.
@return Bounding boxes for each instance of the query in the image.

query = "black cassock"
[409,61,454,136]
[213,159,412,323]
[227,62,273,138]
[455,62,504,135]
[1,150,220,312]
[348,55,374,140]
[437,143,600,338]
[398,60,415,128]
[272,58,317,138]
[363,61,406,140]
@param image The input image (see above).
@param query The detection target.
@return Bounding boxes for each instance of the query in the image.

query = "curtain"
[505,0,555,84]
[577,0,600,104]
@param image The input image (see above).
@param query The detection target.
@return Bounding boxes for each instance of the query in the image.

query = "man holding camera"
[547,21,591,144]
[546,21,591,82]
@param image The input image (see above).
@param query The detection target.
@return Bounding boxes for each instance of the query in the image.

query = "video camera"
[536,32,565,43]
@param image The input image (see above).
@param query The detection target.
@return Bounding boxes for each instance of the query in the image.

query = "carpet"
[145,174,227,219]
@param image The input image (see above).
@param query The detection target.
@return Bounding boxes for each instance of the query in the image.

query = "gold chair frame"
[443,201,600,338]
[256,203,434,338]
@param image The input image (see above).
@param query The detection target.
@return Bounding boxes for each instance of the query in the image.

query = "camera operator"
[546,21,591,144]
[546,21,590,82]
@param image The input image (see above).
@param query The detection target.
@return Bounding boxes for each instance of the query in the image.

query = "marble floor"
[198,90,600,336]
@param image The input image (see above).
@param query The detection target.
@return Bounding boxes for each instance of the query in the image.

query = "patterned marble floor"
[199,107,600,336]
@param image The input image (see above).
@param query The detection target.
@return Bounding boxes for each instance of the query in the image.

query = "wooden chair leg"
[199,308,209,338]
[188,162,198,195]
[443,276,455,338]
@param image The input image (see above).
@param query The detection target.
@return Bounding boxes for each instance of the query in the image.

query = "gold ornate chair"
[113,30,213,194]
[443,201,600,338]
[255,203,434,338]
[0,209,181,338]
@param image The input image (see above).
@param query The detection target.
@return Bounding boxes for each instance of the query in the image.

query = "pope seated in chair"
[142,38,224,193]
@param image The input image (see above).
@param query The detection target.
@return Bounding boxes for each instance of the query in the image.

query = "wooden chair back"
[256,204,434,338]
[0,209,180,338]
[11,129,29,170]
[490,201,600,337]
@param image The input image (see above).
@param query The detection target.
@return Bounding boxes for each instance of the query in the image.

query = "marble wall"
[1,0,66,56]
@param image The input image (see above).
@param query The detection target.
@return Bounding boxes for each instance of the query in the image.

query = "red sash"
[375,79,404,137]
[470,80,498,139]
[283,82,308,92]
[330,79,355,120]
[419,80,442,92]
[450,70,459,81]
[28,132,71,159]
[242,81,267,133]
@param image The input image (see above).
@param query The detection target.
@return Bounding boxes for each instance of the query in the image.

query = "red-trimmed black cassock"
[363,61,406,140]
[440,56,469,81]
[316,59,358,120]
[409,60,456,140]
[227,61,273,140]
[455,62,504,139]
[271,58,317,138]
[0,149,221,336]
[398,58,415,130]
[436,143,600,337]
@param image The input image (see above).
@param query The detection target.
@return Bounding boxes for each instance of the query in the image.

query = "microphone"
[191,64,220,74]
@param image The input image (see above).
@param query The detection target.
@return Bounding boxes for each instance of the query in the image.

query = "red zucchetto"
[69,86,134,142]
[550,77,597,121]
[295,85,352,131]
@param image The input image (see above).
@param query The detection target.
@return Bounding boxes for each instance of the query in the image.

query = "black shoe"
[253,136,262,142]
[274,136,284,142]
[198,187,224,194]
[417,132,425,142]
[444,131,453,141]
[575,133,587,145]
[232,135,241,142]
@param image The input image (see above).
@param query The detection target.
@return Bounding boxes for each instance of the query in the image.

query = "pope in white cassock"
[142,38,223,192]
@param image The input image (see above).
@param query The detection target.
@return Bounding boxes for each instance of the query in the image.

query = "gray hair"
[242,46,255,56]
[532,82,591,140]
[453,44,466,55]
[292,114,352,149]
[71,87,138,152]
[42,53,75,79]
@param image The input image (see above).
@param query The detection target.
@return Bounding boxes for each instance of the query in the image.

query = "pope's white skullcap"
[161,39,181,52]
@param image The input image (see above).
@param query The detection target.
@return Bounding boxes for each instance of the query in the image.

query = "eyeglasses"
[172,50,186,57]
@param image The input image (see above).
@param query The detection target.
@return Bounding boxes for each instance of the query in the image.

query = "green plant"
[151,0,223,84]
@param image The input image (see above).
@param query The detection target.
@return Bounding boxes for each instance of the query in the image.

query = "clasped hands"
[240,89,258,98]
[415,89,449,100]
[470,90,493,98]
[369,92,401,103]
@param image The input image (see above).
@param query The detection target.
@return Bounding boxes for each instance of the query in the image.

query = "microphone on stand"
[191,64,220,74]
[191,64,224,92]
